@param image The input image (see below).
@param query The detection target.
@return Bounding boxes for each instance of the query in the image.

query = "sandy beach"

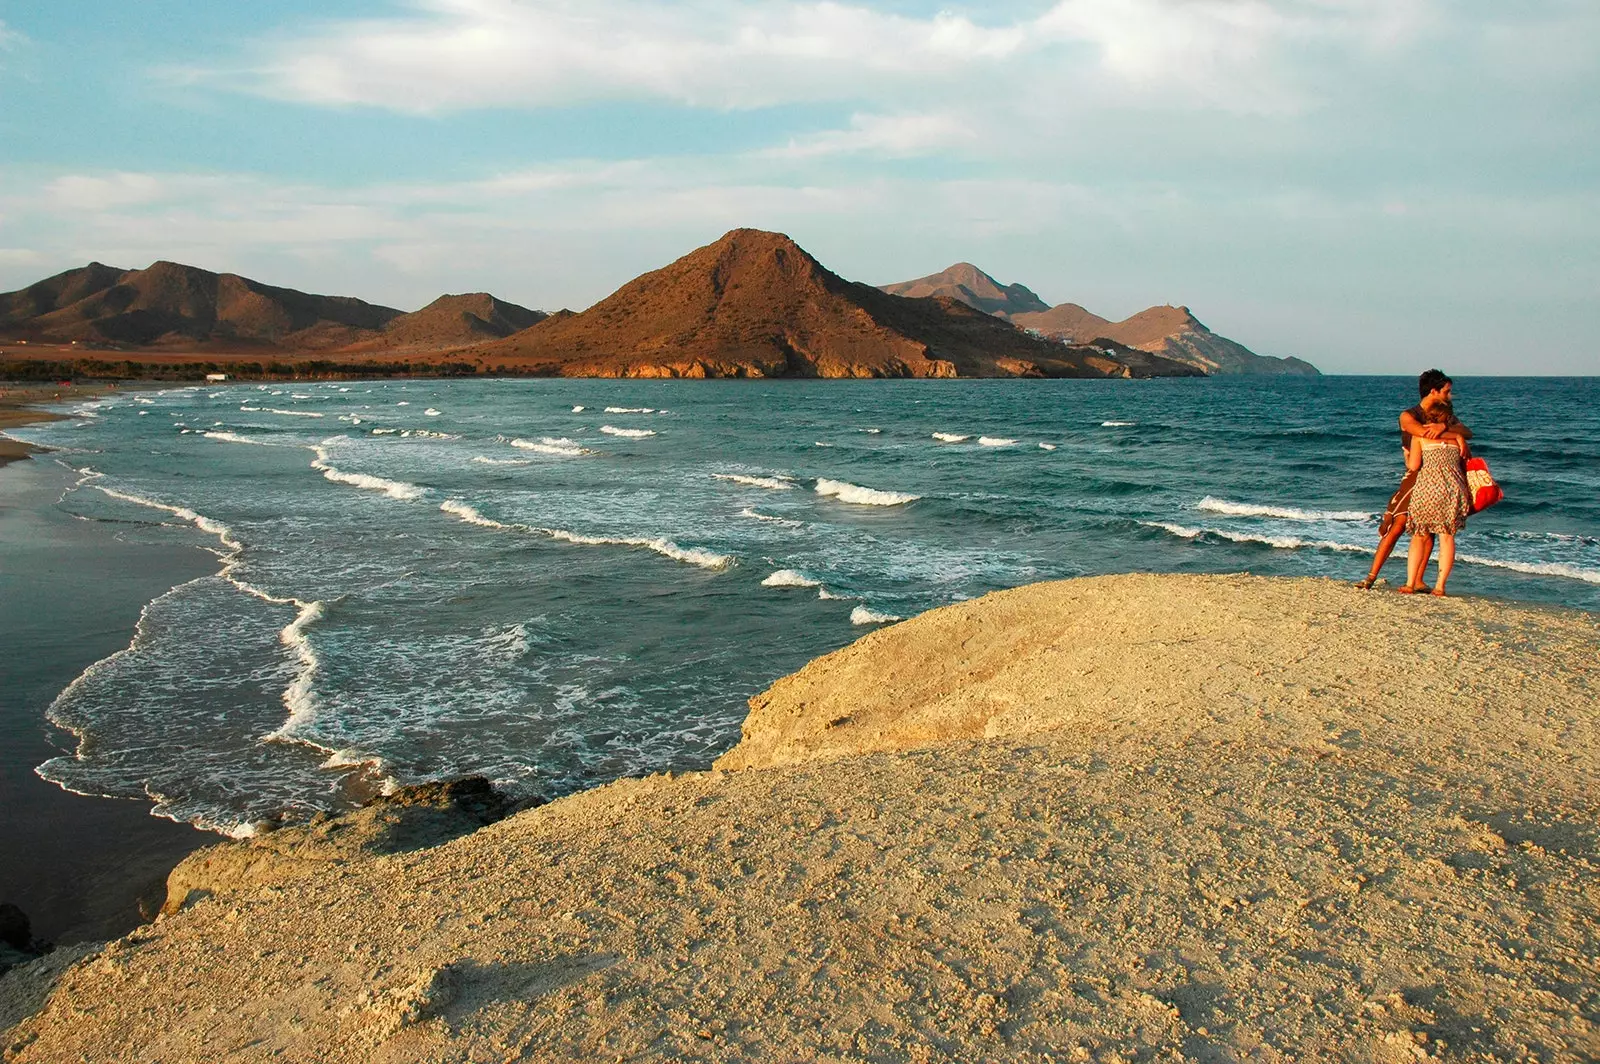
[2,572,1596,1061]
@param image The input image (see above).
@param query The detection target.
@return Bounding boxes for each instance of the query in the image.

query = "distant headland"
[0,229,1314,381]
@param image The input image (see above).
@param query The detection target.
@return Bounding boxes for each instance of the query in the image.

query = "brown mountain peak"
[459,231,1198,380]
[879,263,1050,317]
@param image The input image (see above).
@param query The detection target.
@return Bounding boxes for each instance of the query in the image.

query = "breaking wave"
[203,431,272,446]
[932,432,970,443]
[440,499,733,570]
[310,442,425,501]
[1140,521,1365,554]
[815,478,921,506]
[601,425,656,438]
[1102,421,1136,427]
[1457,555,1600,585]
[713,473,794,491]
[604,406,655,414]
[978,437,1017,447]
[511,437,590,457]
[762,569,820,588]
[851,605,903,625]
[1197,496,1371,522]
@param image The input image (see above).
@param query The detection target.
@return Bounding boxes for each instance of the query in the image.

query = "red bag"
[1465,456,1503,513]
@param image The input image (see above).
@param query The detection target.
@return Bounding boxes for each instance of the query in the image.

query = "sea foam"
[713,473,794,491]
[601,425,656,438]
[851,605,903,625]
[1458,555,1600,585]
[815,478,921,506]
[1197,496,1371,523]
[978,437,1017,447]
[310,442,425,501]
[441,500,733,570]
[203,431,271,446]
[1141,521,1365,554]
[932,433,970,443]
[604,406,655,414]
[511,437,590,456]
[762,569,821,588]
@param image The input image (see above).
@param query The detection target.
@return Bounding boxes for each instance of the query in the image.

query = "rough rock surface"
[162,777,523,914]
[7,575,1599,1062]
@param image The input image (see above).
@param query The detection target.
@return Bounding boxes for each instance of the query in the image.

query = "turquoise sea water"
[7,376,1597,834]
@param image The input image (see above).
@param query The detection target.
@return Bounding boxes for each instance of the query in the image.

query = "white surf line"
[600,425,656,438]
[58,479,332,768]
[1456,554,1600,585]
[1140,520,1365,554]
[309,439,425,501]
[1196,496,1371,523]
[440,499,734,570]
[712,473,795,491]
[850,605,903,625]
[762,569,820,588]
[814,478,921,506]
[204,430,276,446]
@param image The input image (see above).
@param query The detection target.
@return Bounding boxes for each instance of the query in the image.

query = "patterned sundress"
[1406,439,1470,535]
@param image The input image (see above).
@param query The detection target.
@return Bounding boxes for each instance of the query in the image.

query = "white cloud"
[170,0,1437,116]
[765,112,975,159]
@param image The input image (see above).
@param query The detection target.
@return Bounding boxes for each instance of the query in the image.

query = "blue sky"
[1,1,1595,373]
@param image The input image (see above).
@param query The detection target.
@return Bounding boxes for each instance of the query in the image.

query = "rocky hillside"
[460,230,1199,379]
[877,263,1050,317]
[1011,303,1319,376]
[0,262,404,350]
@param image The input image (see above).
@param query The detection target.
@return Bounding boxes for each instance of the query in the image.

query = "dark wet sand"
[0,455,217,944]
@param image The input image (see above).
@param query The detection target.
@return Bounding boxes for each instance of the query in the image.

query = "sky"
[0,0,1595,374]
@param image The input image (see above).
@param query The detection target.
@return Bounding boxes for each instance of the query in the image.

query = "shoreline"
[4,573,1597,1060]
[0,445,218,945]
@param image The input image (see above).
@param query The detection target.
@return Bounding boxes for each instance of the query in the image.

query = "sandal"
[1395,585,1418,595]
[1431,588,1447,597]
[1354,576,1377,590]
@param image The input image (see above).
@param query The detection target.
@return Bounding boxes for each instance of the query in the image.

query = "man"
[1354,369,1471,590]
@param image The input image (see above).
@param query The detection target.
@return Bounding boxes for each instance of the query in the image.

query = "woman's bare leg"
[1363,522,1408,585]
[1432,534,1456,596]
[1402,533,1433,592]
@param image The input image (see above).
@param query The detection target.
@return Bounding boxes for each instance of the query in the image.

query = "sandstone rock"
[162,777,527,914]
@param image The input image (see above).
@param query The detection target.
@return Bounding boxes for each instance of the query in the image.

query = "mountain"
[1010,303,1319,376]
[0,262,403,350]
[358,293,547,351]
[459,230,1200,379]
[878,263,1050,317]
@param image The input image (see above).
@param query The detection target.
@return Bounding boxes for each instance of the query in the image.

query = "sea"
[5,375,1597,836]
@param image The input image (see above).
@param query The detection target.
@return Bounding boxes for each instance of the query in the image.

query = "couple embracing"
[1356,369,1476,596]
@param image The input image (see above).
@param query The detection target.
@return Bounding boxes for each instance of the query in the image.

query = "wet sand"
[0,454,216,944]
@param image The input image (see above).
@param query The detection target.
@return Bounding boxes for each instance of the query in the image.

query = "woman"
[1398,405,1471,596]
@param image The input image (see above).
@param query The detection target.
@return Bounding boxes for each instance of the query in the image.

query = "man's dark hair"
[1418,368,1452,398]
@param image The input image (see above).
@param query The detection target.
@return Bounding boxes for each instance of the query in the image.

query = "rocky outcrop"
[162,778,524,914]
[7,575,1600,1062]
[0,906,46,979]
[459,230,1200,379]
